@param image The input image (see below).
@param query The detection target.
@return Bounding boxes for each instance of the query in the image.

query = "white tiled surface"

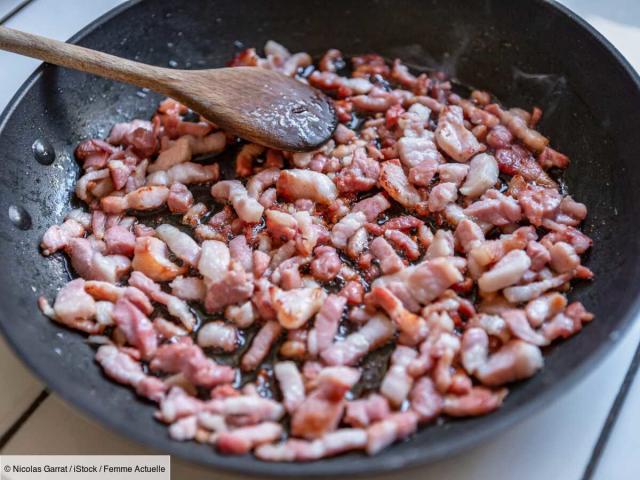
[0,1,639,479]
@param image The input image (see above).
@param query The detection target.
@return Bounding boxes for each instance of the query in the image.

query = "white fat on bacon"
[276,169,337,205]
[321,314,395,366]
[211,180,264,223]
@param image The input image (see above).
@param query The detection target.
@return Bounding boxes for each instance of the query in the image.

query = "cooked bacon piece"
[291,210,317,257]
[247,168,280,199]
[443,387,506,416]
[344,394,390,428]
[502,308,548,346]
[307,294,346,357]
[113,297,157,359]
[153,317,187,340]
[438,163,469,187]
[217,422,283,454]
[409,377,443,423]
[276,169,338,205]
[101,185,169,214]
[156,224,201,266]
[448,93,499,127]
[291,366,360,439]
[211,180,264,223]
[370,237,404,274]
[553,196,587,227]
[426,229,454,259]
[149,136,191,173]
[197,321,238,352]
[270,286,326,329]
[241,321,282,371]
[428,182,458,212]
[107,119,158,158]
[66,238,131,283]
[526,292,567,327]
[274,361,305,414]
[147,162,219,186]
[517,184,562,226]
[478,250,531,293]
[41,219,85,256]
[235,143,265,177]
[406,257,464,304]
[334,123,356,144]
[455,219,485,253]
[95,345,165,401]
[541,301,593,341]
[475,340,544,386]
[208,392,285,423]
[224,301,256,329]
[168,415,198,441]
[75,138,117,169]
[435,105,485,162]
[265,209,297,242]
[167,182,193,213]
[352,90,400,113]
[150,338,234,387]
[128,271,195,330]
[41,278,98,333]
[397,136,441,187]
[459,153,499,198]
[335,148,380,193]
[486,104,549,152]
[380,346,418,407]
[542,224,592,254]
[503,273,571,303]
[464,189,522,226]
[170,276,205,302]
[366,287,426,341]
[319,48,344,72]
[321,314,394,366]
[538,146,570,170]
[198,240,230,281]
[204,261,254,313]
[256,429,367,462]
[366,411,418,455]
[352,193,391,222]
[379,159,422,209]
[331,212,367,250]
[485,124,513,149]
[495,144,555,188]
[131,236,185,282]
[385,229,420,260]
[103,225,136,257]
[461,327,489,376]
[229,235,253,273]
[548,241,580,273]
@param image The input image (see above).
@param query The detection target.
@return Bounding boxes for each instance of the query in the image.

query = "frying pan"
[1,0,640,476]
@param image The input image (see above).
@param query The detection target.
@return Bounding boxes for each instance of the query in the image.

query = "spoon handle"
[0,26,178,95]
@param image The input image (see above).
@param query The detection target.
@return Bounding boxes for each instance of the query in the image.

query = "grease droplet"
[8,205,32,230]
[32,139,56,165]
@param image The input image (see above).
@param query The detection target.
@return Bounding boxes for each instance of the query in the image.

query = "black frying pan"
[1,0,640,476]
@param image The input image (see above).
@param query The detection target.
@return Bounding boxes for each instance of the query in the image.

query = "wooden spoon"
[0,26,336,152]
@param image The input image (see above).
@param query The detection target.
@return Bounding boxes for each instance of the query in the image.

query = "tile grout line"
[582,338,640,480]
[0,0,34,25]
[0,390,49,450]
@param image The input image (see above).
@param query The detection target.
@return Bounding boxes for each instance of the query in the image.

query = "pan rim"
[1,0,640,476]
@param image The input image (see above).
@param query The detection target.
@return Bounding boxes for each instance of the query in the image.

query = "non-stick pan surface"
[1,0,640,476]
